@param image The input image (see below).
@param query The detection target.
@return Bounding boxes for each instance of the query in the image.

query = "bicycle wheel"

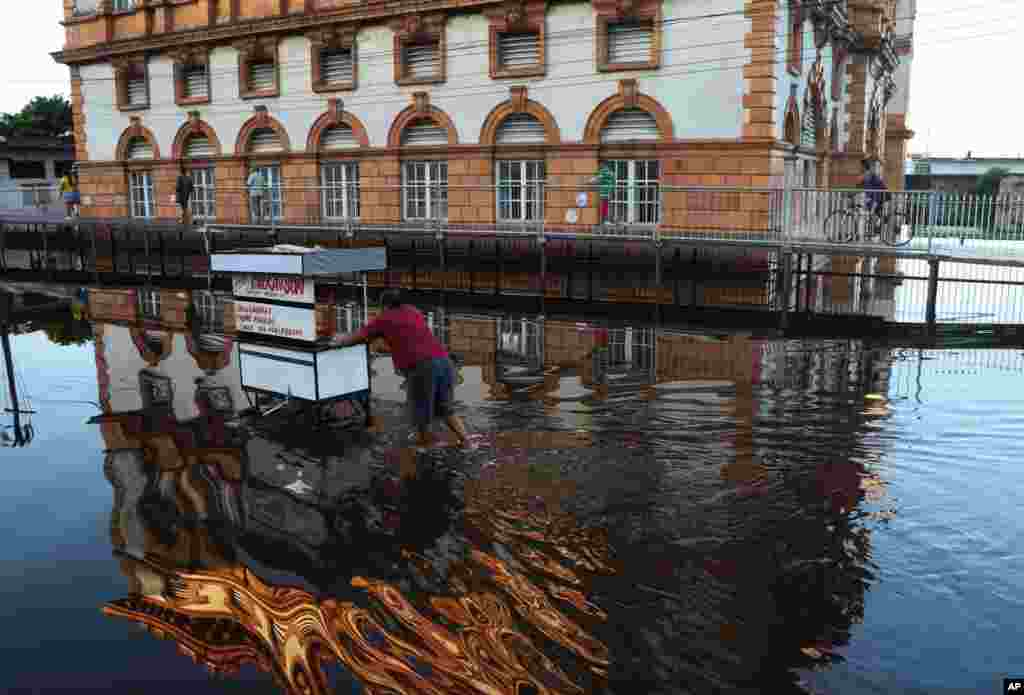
[881,208,912,246]
[824,209,857,243]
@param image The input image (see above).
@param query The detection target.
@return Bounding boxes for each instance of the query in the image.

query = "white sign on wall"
[235,301,317,341]
[233,274,315,304]
[576,192,589,208]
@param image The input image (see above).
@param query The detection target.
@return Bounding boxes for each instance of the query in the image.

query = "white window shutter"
[249,62,275,91]
[127,77,147,106]
[185,135,215,158]
[127,137,154,160]
[322,125,358,150]
[184,65,208,99]
[495,113,546,145]
[321,48,353,84]
[405,43,440,79]
[249,128,283,154]
[498,32,540,69]
[600,109,660,143]
[608,23,654,64]
[401,122,448,147]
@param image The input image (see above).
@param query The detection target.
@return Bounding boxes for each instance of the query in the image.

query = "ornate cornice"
[53,0,505,65]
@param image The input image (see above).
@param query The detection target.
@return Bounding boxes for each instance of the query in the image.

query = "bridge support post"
[926,258,940,330]
[654,237,663,323]
[777,247,793,330]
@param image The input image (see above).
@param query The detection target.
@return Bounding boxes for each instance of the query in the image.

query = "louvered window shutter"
[322,125,358,150]
[127,76,147,107]
[249,61,275,91]
[600,109,660,143]
[320,48,353,84]
[498,32,540,69]
[496,113,546,145]
[185,136,215,158]
[184,65,208,99]
[249,129,283,154]
[127,137,154,160]
[401,122,448,147]
[607,23,654,64]
[404,43,440,79]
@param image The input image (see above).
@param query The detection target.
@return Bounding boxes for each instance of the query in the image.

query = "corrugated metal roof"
[922,158,1024,176]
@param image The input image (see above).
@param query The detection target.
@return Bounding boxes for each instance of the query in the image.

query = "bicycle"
[823,193,913,247]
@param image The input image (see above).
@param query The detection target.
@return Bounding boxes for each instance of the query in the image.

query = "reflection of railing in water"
[99,420,615,694]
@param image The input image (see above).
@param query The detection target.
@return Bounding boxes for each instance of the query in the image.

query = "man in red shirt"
[334,292,469,447]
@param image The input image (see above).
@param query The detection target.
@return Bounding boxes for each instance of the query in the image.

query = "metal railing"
[61,183,1024,259]
[0,184,62,214]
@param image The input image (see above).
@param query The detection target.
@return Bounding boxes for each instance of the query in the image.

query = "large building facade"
[55,0,914,231]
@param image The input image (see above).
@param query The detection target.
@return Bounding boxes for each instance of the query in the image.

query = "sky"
[0,1,1020,158]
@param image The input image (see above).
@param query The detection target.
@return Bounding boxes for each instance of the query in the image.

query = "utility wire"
[68,22,1013,127]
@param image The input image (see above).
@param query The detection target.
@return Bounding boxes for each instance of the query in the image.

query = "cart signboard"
[235,301,317,341]
[232,274,315,304]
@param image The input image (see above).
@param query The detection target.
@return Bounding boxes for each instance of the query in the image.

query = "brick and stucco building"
[55,0,914,232]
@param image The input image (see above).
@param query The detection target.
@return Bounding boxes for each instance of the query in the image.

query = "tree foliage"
[42,316,93,346]
[0,96,73,139]
[975,167,1010,198]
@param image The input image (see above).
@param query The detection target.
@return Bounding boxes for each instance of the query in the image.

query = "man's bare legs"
[445,414,468,446]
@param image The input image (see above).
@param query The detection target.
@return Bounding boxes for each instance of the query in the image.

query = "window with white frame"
[402,161,447,221]
[112,0,136,11]
[321,162,360,220]
[497,160,545,222]
[190,167,216,221]
[604,160,660,225]
[129,171,155,218]
[251,165,282,221]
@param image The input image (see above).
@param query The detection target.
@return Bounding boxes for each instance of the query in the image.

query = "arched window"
[126,136,154,160]
[321,124,358,150]
[401,119,448,147]
[600,109,660,143]
[495,113,546,145]
[249,128,284,154]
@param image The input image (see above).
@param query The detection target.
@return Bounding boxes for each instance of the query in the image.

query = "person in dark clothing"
[860,158,887,213]
[175,170,194,225]
[334,291,470,447]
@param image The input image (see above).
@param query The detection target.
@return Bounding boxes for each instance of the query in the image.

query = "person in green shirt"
[590,163,617,225]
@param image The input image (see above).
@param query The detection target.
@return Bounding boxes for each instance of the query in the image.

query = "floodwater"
[1,310,1022,695]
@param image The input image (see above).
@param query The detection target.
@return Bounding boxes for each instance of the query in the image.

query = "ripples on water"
[3,317,1024,694]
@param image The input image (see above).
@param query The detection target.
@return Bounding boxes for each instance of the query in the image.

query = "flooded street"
[1,314,1021,694]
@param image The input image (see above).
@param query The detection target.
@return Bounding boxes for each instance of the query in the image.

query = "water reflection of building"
[94,329,615,694]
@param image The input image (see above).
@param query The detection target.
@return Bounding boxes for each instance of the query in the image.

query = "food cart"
[210,245,388,426]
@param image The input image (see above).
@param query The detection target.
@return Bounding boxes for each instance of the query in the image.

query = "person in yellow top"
[59,170,80,219]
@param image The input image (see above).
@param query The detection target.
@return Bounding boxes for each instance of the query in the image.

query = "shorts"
[407,357,455,428]
[63,192,80,204]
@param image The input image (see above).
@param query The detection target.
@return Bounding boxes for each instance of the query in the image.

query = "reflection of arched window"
[139,288,161,320]
[139,368,174,409]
